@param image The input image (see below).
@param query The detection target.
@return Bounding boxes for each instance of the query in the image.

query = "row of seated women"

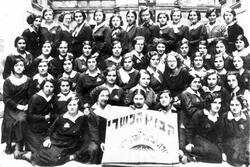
[1,5,250,167]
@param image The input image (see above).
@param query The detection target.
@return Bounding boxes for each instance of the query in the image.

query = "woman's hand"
[222,153,227,162]
[45,113,51,120]
[43,139,51,148]
[100,143,105,152]
[185,143,194,152]
[69,154,75,161]
[17,104,27,111]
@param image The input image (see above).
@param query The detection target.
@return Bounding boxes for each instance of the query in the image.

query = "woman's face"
[95,11,104,24]
[106,70,117,85]
[42,43,52,56]
[156,43,166,55]
[63,14,72,26]
[208,12,217,24]
[63,60,73,73]
[230,98,242,115]
[189,11,198,24]
[38,62,48,75]
[190,77,201,91]
[126,12,136,25]
[43,81,54,96]
[210,98,221,113]
[199,44,207,56]
[33,17,42,28]
[67,99,78,115]
[82,44,92,57]
[158,14,167,26]
[87,58,97,71]
[134,39,144,53]
[224,11,234,24]
[214,57,224,70]
[98,90,109,107]
[60,81,70,95]
[14,61,25,75]
[112,16,121,28]
[44,10,53,22]
[75,12,84,25]
[180,43,189,56]
[207,73,218,88]
[141,9,151,23]
[233,56,244,70]
[235,39,245,51]
[123,57,133,71]
[172,11,181,24]
[16,39,26,52]
[133,94,145,109]
[150,55,160,68]
[139,73,150,88]
[59,42,68,56]
[167,55,178,70]
[216,42,226,54]
[159,92,171,107]
[227,75,238,89]
[193,56,204,69]
[112,43,122,57]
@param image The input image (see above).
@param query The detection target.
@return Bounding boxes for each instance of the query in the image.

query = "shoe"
[5,145,14,154]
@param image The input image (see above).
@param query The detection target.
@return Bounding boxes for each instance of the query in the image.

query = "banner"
[102,106,179,165]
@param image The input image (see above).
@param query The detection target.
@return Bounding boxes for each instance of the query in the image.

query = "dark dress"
[57,71,80,91]
[54,25,73,52]
[32,112,90,166]
[25,91,57,153]
[186,109,222,163]
[147,67,163,94]
[111,27,129,54]
[238,69,250,91]
[72,23,93,58]
[1,75,31,145]
[126,24,139,52]
[117,68,139,91]
[55,91,76,116]
[3,52,33,79]
[22,27,42,58]
[219,111,249,166]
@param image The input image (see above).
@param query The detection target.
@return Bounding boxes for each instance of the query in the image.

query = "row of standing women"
[1,6,249,166]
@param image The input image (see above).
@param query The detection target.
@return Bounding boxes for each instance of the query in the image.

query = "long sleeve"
[3,56,13,79]
[87,111,100,145]
[28,94,46,121]
[3,80,18,109]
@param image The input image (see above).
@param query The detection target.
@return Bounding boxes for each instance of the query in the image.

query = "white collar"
[217,68,227,75]
[37,55,54,62]
[91,103,111,118]
[37,90,54,102]
[63,111,84,123]
[85,68,101,76]
[72,22,85,37]
[93,22,106,34]
[9,74,28,86]
[159,24,168,30]
[202,85,221,93]
[189,22,202,30]
[227,111,247,121]
[28,25,37,33]
[41,21,58,30]
[204,109,219,123]
[60,24,71,32]
[62,70,77,79]
[12,50,30,57]
[226,20,237,27]
[126,24,135,32]
[107,56,122,64]
[101,83,120,93]
[186,87,201,97]
[57,91,75,101]
[33,73,53,84]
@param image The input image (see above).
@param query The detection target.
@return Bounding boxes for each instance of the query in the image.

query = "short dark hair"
[132,88,146,101]
[94,9,106,22]
[126,10,137,24]
[58,77,73,90]
[26,14,42,25]
[157,12,169,23]
[73,10,86,21]
[206,8,219,18]
[14,36,26,48]
[42,8,54,19]
[132,36,145,48]
[139,7,153,21]
[109,14,124,29]
[58,11,72,22]
[40,78,55,91]
[170,8,182,20]
[236,34,249,48]
[12,57,25,74]
[223,8,237,21]
[188,9,201,21]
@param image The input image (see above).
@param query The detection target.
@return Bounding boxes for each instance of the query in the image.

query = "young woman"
[25,78,57,153]
[155,38,168,73]
[187,10,208,58]
[189,51,207,79]
[109,14,128,54]
[117,53,139,91]
[22,14,42,58]
[93,67,124,106]
[1,58,32,157]
[3,36,33,79]
[179,38,191,69]
[146,51,163,94]
[104,40,123,69]
[185,94,223,163]
[71,10,93,58]
[213,56,227,86]
[223,9,244,53]
[55,12,73,51]
[157,12,169,41]
[125,10,139,52]
[92,9,112,64]
[57,57,80,91]
[219,96,249,166]
[31,59,54,95]
[129,36,147,70]
[205,8,226,55]
[130,89,148,110]
[163,8,189,52]
[74,40,92,73]
[88,87,111,164]
[76,56,105,106]
[162,52,193,97]
[137,7,160,51]
[22,97,92,166]
[129,69,156,108]
[198,40,213,70]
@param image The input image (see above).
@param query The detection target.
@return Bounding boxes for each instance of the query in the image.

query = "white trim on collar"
[186,87,201,97]
[63,111,84,123]
[227,111,247,121]
[204,109,219,123]
[37,90,54,102]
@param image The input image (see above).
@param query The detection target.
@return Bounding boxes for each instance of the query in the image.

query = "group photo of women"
[0,5,249,167]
